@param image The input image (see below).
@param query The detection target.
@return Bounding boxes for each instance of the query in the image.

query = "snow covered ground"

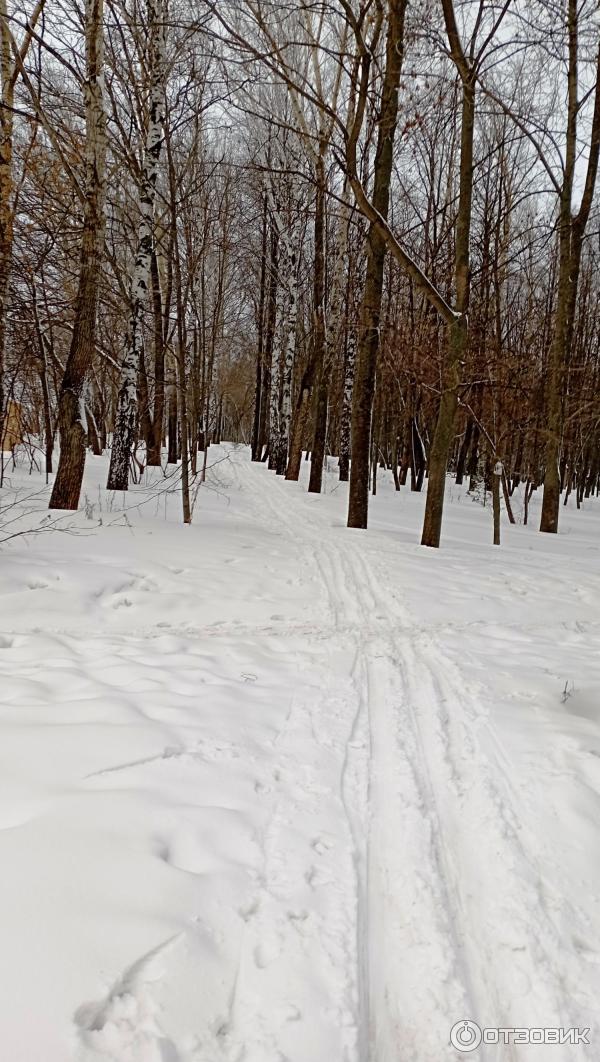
[1,445,600,1062]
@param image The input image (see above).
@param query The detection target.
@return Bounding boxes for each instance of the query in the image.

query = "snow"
[1,445,599,1061]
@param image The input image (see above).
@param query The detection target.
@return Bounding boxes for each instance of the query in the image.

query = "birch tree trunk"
[264,182,299,475]
[49,0,107,510]
[107,0,166,491]
[251,192,268,461]
[276,232,298,475]
[338,231,364,484]
[167,120,191,523]
[308,185,350,493]
[147,249,165,465]
[338,322,357,482]
[286,158,326,482]
[258,222,278,461]
[267,271,286,471]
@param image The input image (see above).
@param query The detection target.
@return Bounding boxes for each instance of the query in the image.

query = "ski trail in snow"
[320,530,475,1061]
[351,534,593,1061]
[239,454,590,1062]
[240,461,473,1060]
[398,634,593,1060]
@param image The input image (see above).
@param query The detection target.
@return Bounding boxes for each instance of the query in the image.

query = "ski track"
[240,455,595,1062]
[3,447,597,1061]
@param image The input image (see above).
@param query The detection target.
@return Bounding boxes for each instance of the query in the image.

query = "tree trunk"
[49,0,106,510]
[287,177,327,483]
[137,346,152,452]
[411,416,426,492]
[421,30,475,546]
[421,316,466,545]
[167,365,177,464]
[267,195,298,477]
[338,324,356,482]
[347,0,406,527]
[455,417,473,485]
[107,0,166,491]
[256,224,277,462]
[286,373,313,482]
[0,0,13,456]
[0,0,46,455]
[147,249,165,465]
[492,463,501,545]
[306,162,329,492]
[251,193,268,461]
[308,374,328,491]
[540,5,600,532]
[276,258,297,474]
[87,402,102,456]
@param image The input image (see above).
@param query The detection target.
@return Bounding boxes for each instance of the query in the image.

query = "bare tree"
[0,0,46,453]
[50,0,107,510]
[107,0,166,491]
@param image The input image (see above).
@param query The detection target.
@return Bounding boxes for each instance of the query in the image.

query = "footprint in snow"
[238,898,259,922]
[285,1004,302,1022]
[573,936,600,962]
[253,939,281,969]
[287,909,309,928]
[254,779,272,795]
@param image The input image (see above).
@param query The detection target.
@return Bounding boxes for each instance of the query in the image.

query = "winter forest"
[1,0,600,1060]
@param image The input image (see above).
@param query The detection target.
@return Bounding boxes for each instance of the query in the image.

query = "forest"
[1,0,599,546]
[2,4,600,1059]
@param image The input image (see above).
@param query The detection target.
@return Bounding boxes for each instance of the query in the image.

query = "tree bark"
[492,462,501,545]
[347,0,406,527]
[0,0,46,454]
[251,192,268,461]
[49,0,106,510]
[540,4,600,532]
[107,0,166,491]
[266,185,298,475]
[147,249,165,465]
[421,3,475,547]
[306,159,328,491]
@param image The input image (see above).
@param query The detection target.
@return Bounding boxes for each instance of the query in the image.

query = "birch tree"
[107,0,166,492]
[265,167,301,475]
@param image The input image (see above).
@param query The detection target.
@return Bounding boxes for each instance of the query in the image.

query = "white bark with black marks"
[265,183,300,475]
[107,0,166,491]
